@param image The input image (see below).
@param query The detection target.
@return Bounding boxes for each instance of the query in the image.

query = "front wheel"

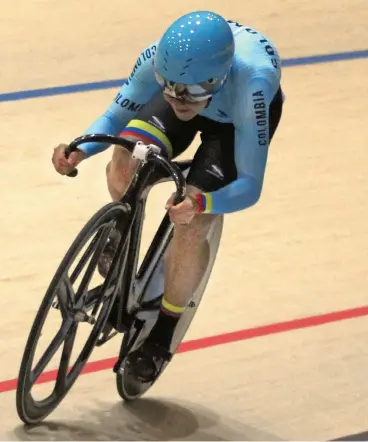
[16,202,130,424]
[116,215,224,401]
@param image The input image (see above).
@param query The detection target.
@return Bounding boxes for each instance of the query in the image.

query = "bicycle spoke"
[89,249,125,318]
[69,228,103,284]
[29,319,73,385]
[57,275,75,319]
[54,324,78,394]
[74,222,115,304]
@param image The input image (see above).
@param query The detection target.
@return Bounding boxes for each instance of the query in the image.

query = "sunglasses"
[154,72,226,103]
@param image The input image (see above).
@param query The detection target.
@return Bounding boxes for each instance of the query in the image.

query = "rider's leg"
[98,144,140,278]
[165,196,216,306]
[146,185,218,348]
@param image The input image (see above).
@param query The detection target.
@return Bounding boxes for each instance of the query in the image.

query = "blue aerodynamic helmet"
[154,11,235,99]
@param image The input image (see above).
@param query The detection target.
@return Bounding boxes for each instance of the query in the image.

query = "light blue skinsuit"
[79,20,283,214]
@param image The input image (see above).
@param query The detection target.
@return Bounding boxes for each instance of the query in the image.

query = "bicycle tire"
[16,201,129,424]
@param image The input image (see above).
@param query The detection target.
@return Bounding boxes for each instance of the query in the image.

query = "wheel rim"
[17,204,129,423]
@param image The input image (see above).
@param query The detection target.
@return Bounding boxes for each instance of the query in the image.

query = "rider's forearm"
[195,174,262,214]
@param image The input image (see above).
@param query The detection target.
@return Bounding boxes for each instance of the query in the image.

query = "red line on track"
[1,305,367,394]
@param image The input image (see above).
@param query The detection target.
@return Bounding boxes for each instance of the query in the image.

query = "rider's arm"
[194,76,279,214]
[79,43,161,157]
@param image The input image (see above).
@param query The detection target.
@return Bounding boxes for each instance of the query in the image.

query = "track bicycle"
[16,134,223,424]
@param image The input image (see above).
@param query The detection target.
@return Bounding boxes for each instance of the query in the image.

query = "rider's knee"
[105,146,137,197]
[107,145,138,186]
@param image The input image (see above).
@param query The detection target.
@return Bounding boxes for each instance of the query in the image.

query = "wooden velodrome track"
[0,0,367,439]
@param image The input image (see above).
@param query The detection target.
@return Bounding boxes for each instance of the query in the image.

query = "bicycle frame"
[66,134,188,334]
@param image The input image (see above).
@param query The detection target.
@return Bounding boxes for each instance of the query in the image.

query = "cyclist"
[52,10,284,383]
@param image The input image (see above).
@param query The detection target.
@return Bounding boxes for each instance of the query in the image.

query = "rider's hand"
[52,143,87,175]
[165,193,199,225]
